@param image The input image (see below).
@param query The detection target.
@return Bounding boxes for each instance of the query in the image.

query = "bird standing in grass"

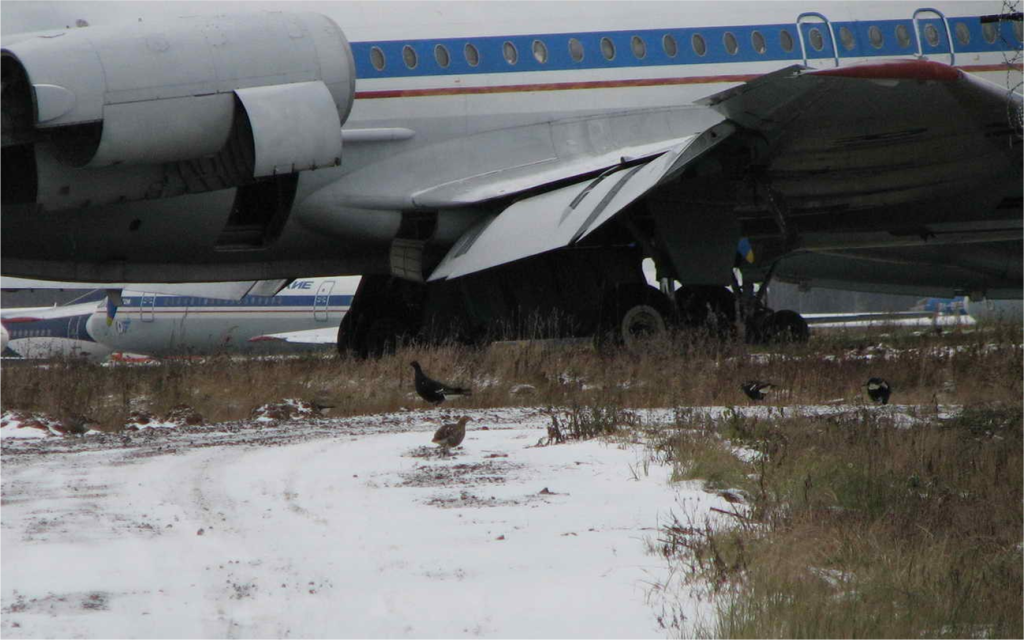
[866,377,891,405]
[432,416,470,456]
[411,361,472,405]
[741,380,776,401]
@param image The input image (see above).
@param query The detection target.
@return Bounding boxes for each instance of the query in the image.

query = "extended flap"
[428,122,735,281]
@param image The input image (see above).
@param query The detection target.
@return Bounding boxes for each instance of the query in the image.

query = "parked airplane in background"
[2,2,1021,355]
[1,277,357,360]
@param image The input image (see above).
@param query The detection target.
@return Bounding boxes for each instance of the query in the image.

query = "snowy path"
[2,409,724,638]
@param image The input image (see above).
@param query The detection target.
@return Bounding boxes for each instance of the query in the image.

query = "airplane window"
[869,25,884,48]
[809,27,825,51]
[839,26,855,50]
[955,22,970,46]
[751,30,767,54]
[779,29,794,52]
[982,21,998,44]
[896,24,912,48]
[464,42,480,66]
[1016,18,1023,42]
[503,41,518,65]
[568,37,584,62]
[662,34,678,57]
[532,39,548,63]
[924,23,940,47]
[631,35,646,59]
[692,33,707,56]
[723,32,738,55]
[435,44,450,68]
[402,45,418,69]
[370,46,385,71]
[600,37,615,60]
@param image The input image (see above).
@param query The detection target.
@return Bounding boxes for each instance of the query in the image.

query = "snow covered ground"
[1,407,735,639]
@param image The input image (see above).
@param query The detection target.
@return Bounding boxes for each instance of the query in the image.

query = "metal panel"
[88,94,234,167]
[428,123,736,282]
[140,294,156,322]
[235,81,343,177]
[314,281,334,322]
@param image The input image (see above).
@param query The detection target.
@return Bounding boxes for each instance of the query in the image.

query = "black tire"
[360,316,410,358]
[763,309,809,344]
[675,285,737,339]
[596,284,673,351]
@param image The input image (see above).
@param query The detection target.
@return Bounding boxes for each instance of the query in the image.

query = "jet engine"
[2,12,355,211]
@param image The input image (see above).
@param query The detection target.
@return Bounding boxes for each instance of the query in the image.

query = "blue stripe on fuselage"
[116,295,355,309]
[351,17,1021,79]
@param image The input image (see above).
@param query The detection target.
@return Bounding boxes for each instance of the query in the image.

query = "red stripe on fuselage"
[354,74,760,99]
[353,63,1023,100]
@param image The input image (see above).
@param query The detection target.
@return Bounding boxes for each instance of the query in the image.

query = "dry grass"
[652,395,1022,638]
[2,321,1020,637]
[1,322,1019,430]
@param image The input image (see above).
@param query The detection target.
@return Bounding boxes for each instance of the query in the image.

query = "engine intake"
[2,11,355,209]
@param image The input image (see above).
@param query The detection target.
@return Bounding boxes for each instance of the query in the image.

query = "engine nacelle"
[2,12,355,210]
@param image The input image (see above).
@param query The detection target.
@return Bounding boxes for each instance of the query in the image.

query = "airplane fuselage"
[2,2,1020,294]
[1,277,355,359]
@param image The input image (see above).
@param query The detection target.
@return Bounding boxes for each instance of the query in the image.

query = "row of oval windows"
[369,20,1017,71]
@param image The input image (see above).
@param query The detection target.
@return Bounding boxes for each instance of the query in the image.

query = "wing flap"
[428,122,735,281]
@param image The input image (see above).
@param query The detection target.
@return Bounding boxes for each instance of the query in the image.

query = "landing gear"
[675,285,738,339]
[732,266,809,344]
[336,250,808,358]
[337,275,424,358]
[597,284,673,349]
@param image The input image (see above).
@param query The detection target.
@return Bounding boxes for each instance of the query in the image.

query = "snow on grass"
[0,407,730,638]
[0,411,58,439]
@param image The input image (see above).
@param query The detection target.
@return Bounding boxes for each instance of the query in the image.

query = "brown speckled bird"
[432,416,470,456]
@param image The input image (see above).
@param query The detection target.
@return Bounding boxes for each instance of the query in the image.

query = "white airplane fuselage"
[1,277,357,359]
[2,1,1020,286]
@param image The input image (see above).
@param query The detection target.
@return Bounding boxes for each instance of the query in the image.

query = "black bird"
[741,380,775,401]
[866,377,891,405]
[410,361,472,405]
[432,416,471,456]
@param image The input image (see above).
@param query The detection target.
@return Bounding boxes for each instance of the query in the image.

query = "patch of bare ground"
[3,591,112,616]
[397,459,521,489]
[424,491,526,509]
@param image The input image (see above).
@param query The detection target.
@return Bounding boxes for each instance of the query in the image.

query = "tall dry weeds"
[1,323,1020,430]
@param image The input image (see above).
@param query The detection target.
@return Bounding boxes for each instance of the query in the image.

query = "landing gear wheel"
[596,284,672,352]
[619,303,668,348]
[675,285,737,339]
[749,309,809,344]
[766,309,809,343]
[361,316,409,358]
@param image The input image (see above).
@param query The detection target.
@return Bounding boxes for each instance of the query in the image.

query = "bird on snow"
[866,377,891,405]
[432,416,471,456]
[410,361,472,405]
[741,380,776,401]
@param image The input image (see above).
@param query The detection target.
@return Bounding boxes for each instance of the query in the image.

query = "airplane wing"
[427,121,736,281]
[428,59,1020,282]
[698,59,1018,140]
[248,327,339,345]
